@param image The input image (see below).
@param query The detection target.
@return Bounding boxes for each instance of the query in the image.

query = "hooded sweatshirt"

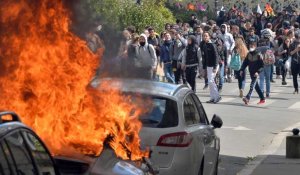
[136,34,157,69]
[181,35,202,67]
[221,24,235,52]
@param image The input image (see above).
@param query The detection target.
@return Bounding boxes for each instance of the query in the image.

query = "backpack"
[262,49,275,65]
[229,53,241,71]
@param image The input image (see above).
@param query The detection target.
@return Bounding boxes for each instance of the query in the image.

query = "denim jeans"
[218,62,225,89]
[246,76,265,100]
[259,64,272,95]
[163,62,175,83]
[234,70,246,90]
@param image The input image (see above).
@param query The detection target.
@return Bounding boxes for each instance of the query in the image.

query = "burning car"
[0,111,156,175]
[93,78,223,175]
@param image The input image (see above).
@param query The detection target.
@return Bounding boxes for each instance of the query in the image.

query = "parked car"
[93,78,223,175]
[0,111,153,175]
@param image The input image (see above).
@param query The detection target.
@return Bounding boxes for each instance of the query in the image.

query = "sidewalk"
[238,122,300,175]
[250,138,300,175]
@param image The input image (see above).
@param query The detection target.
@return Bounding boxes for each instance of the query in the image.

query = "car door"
[191,94,219,175]
[22,130,57,175]
[3,131,37,175]
[183,93,209,174]
[0,140,17,175]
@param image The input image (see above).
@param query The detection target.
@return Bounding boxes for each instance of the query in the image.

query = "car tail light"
[157,132,193,147]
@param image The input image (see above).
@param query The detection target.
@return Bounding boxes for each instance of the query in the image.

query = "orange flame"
[0,0,148,160]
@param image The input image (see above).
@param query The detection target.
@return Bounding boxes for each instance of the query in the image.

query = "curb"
[237,122,300,175]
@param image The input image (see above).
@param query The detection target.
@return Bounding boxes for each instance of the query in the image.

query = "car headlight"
[112,161,144,175]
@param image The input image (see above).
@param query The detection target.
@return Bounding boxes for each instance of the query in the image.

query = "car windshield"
[139,97,178,128]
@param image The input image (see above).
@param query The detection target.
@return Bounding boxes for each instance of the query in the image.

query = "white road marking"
[220,97,235,103]
[222,126,252,131]
[238,122,300,175]
[288,102,300,110]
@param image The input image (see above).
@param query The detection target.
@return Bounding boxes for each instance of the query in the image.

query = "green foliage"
[87,0,175,33]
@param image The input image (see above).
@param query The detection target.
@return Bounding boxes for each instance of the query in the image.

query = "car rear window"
[140,97,178,128]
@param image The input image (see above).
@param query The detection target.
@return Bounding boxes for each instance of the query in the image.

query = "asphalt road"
[195,75,300,175]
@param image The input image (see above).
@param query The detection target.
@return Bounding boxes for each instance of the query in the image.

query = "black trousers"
[291,63,300,90]
[185,66,198,91]
[173,60,186,84]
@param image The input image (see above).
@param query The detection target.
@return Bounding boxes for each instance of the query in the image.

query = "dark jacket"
[240,50,264,76]
[290,40,300,64]
[200,41,219,69]
[160,41,172,63]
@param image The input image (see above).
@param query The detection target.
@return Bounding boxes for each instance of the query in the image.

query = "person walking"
[160,32,175,83]
[220,24,235,83]
[136,34,158,80]
[240,41,265,105]
[181,35,201,91]
[170,31,187,84]
[289,31,300,94]
[258,30,275,98]
[232,37,249,98]
[276,37,291,85]
[200,32,222,103]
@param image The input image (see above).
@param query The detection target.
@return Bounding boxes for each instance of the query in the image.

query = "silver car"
[94,78,223,175]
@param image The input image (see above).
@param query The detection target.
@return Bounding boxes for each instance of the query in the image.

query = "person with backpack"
[160,32,175,83]
[257,30,276,98]
[136,34,158,80]
[170,31,187,84]
[289,31,300,94]
[181,35,201,92]
[240,41,266,105]
[213,34,227,93]
[231,37,248,97]
[200,32,222,103]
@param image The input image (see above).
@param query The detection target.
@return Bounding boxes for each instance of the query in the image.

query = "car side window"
[0,140,17,175]
[191,94,209,125]
[0,142,11,175]
[183,94,201,125]
[22,131,56,175]
[5,131,36,175]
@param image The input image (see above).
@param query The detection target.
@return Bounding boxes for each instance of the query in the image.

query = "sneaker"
[214,97,222,104]
[218,87,222,93]
[266,94,270,98]
[203,85,208,90]
[242,97,249,105]
[282,81,287,85]
[239,89,243,98]
[271,80,276,83]
[257,99,266,105]
[206,99,214,103]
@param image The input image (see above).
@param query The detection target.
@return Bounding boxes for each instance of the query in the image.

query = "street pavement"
[195,75,300,175]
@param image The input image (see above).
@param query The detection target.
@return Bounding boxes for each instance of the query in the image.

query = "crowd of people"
[93,6,300,105]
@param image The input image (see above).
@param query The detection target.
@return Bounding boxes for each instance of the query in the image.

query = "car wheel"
[198,157,204,175]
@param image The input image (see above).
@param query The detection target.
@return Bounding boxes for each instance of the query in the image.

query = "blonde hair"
[235,38,248,60]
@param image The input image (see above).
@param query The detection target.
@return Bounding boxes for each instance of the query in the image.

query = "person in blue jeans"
[259,64,272,98]
[160,32,175,83]
[240,41,265,105]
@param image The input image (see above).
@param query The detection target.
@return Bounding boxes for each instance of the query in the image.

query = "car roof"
[91,78,191,97]
[0,122,29,138]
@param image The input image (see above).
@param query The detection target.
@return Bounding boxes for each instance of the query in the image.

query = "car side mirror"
[211,114,223,129]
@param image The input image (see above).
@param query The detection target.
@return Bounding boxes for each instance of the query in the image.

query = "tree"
[87,0,175,32]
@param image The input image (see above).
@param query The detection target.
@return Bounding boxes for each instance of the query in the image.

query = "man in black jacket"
[240,41,265,105]
[201,32,221,104]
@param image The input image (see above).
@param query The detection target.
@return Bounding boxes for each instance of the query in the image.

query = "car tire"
[198,157,204,175]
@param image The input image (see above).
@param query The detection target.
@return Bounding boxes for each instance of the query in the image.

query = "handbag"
[229,53,242,71]
[285,56,291,70]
